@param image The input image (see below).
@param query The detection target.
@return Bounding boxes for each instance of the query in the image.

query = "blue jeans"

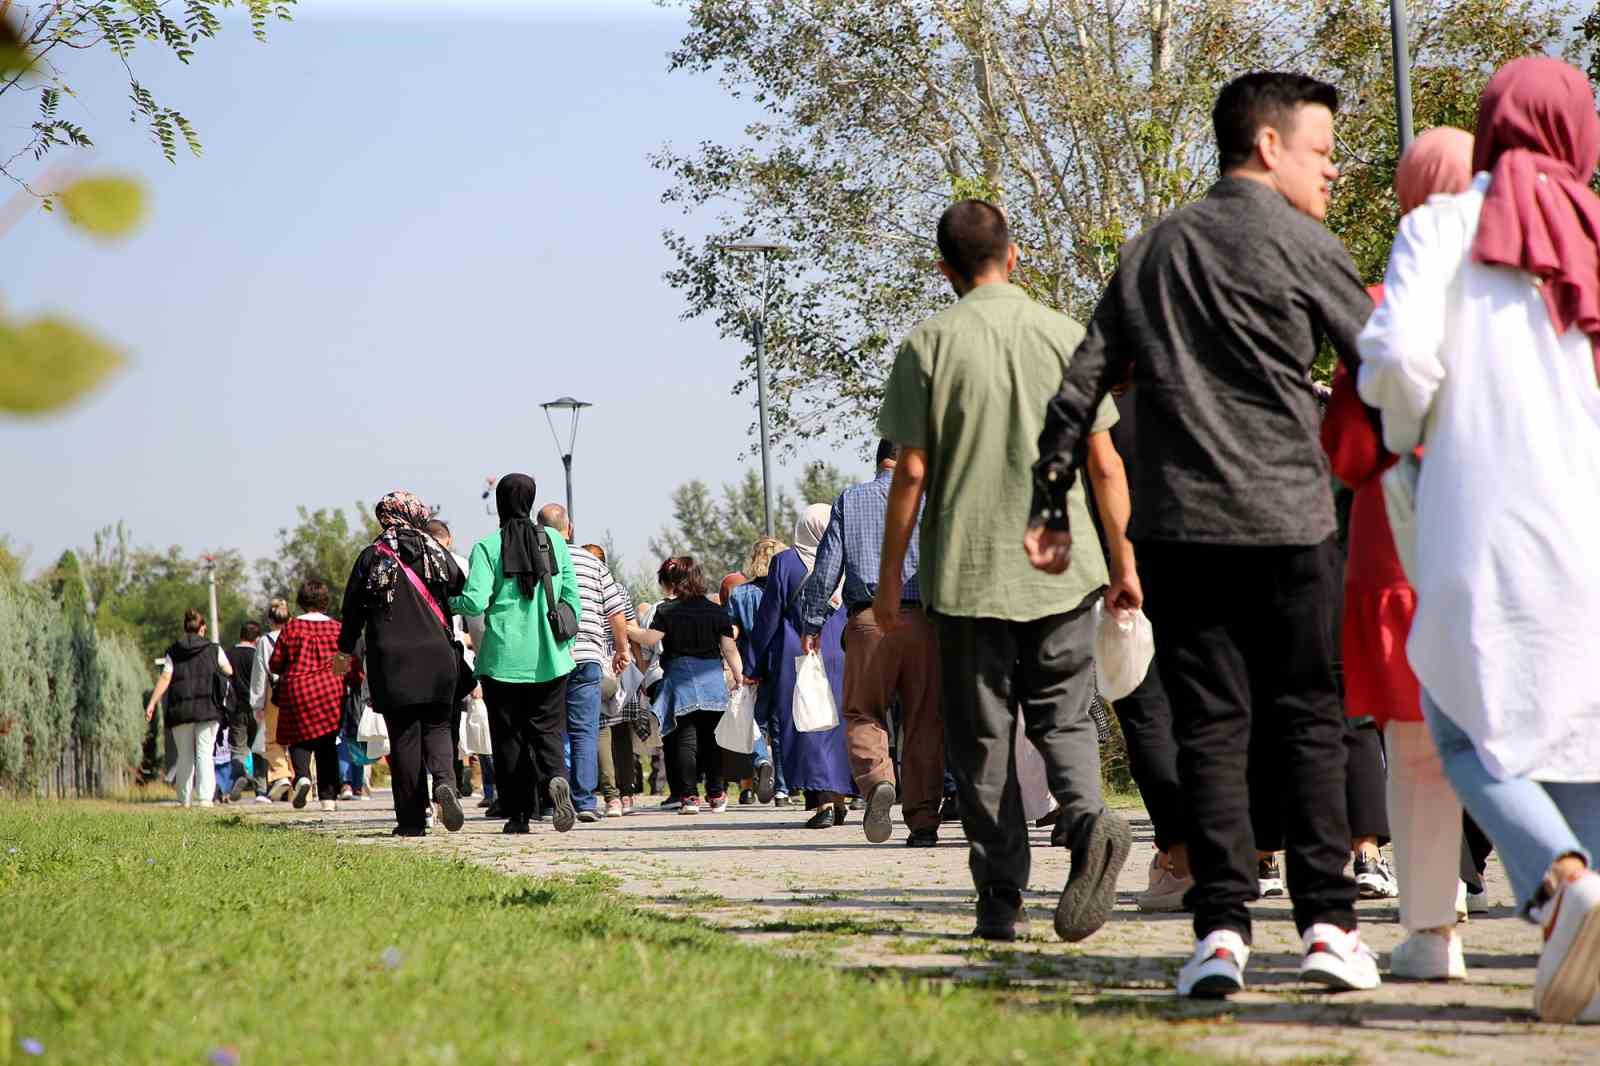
[564,662,603,812]
[480,752,496,802]
[336,735,364,790]
[753,684,785,794]
[1424,690,1600,916]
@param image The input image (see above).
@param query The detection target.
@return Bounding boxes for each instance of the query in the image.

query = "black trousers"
[289,731,341,801]
[1253,717,1391,848]
[1140,539,1357,943]
[382,702,456,831]
[480,674,569,823]
[669,710,724,799]
[1110,660,1185,852]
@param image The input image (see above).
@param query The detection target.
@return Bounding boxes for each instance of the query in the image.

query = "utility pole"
[203,554,220,641]
[721,242,790,537]
[1390,0,1415,152]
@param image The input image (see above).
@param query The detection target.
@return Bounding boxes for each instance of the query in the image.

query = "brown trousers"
[264,697,293,785]
[842,606,944,831]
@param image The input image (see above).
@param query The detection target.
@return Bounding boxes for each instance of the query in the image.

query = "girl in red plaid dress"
[269,579,346,811]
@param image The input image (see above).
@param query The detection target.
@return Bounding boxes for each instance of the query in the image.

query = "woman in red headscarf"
[1324,126,1474,982]
[1358,57,1600,1023]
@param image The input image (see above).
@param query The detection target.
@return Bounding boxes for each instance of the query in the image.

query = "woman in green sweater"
[451,473,583,834]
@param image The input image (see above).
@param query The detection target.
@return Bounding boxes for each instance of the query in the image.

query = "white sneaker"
[1466,883,1489,915]
[291,777,312,809]
[1177,929,1249,998]
[1299,923,1381,991]
[267,778,291,802]
[1390,928,1466,981]
[1137,856,1194,914]
[320,799,338,813]
[253,794,273,805]
[1532,868,1600,1023]
[1455,881,1469,924]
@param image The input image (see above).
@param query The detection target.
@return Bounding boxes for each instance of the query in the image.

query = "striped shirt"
[570,545,634,666]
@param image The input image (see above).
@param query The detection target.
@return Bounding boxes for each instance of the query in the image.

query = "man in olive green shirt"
[874,199,1138,943]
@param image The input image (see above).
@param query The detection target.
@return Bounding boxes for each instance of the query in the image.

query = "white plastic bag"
[792,652,840,733]
[463,696,493,756]
[357,704,390,760]
[716,683,761,754]
[1092,601,1155,701]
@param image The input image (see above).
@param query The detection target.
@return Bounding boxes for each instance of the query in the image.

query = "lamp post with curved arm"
[541,396,592,525]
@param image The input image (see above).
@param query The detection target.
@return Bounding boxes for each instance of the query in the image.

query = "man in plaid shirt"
[799,440,944,848]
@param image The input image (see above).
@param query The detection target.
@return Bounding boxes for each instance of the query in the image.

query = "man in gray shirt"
[1030,72,1378,999]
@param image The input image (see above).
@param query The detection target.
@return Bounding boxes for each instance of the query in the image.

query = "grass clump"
[0,804,1209,1065]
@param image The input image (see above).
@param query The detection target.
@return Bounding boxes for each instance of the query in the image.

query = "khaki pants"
[264,697,293,786]
[843,606,944,832]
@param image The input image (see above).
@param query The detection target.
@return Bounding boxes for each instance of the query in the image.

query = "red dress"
[268,616,345,744]
[1320,363,1421,727]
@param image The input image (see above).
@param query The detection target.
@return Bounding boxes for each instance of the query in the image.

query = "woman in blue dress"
[745,505,856,828]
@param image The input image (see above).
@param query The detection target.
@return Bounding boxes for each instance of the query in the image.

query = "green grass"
[0,804,1212,1065]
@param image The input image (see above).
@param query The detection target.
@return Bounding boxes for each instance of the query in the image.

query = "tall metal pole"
[754,256,776,537]
[204,557,220,642]
[562,453,575,529]
[1390,0,1415,152]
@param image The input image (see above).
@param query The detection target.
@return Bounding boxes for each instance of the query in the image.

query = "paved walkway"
[244,792,1595,1064]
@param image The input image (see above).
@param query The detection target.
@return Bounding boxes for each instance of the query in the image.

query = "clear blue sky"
[2,0,857,582]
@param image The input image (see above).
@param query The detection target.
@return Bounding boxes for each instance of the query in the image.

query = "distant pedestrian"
[727,537,786,805]
[250,598,293,801]
[268,580,346,813]
[225,621,261,800]
[143,609,233,809]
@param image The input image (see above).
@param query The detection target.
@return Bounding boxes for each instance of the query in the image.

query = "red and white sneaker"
[1177,929,1249,998]
[1300,923,1381,991]
[706,793,729,813]
[1532,868,1600,1023]
[678,796,702,816]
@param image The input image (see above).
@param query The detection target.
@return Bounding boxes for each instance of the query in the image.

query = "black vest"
[165,636,223,727]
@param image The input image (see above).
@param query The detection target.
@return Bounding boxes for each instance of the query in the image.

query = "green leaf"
[56,176,148,241]
[0,313,126,416]
[1,16,34,78]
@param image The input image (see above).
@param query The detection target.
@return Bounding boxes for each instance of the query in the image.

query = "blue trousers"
[564,662,603,812]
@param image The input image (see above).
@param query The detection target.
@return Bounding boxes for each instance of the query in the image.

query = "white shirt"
[1357,173,1600,782]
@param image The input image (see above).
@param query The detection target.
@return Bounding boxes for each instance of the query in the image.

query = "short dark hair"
[183,608,205,634]
[1213,72,1340,173]
[296,579,331,614]
[425,519,450,538]
[936,199,1010,281]
[239,620,262,643]
[875,439,897,466]
[657,555,709,598]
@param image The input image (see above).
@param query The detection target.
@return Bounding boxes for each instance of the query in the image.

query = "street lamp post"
[1389,0,1415,153]
[541,396,592,524]
[720,241,791,538]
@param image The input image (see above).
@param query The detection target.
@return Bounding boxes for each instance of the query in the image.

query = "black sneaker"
[548,778,577,833]
[1258,857,1286,898]
[502,819,530,834]
[973,885,1027,941]
[391,826,426,838]
[576,808,601,824]
[1054,811,1132,942]
[1354,854,1399,899]
[906,828,939,848]
[754,762,776,804]
[484,799,503,819]
[433,783,465,832]
[940,794,961,823]
[739,788,757,806]
[805,806,836,829]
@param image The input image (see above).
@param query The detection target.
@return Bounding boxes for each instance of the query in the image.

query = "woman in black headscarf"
[338,491,467,836]
[450,473,583,834]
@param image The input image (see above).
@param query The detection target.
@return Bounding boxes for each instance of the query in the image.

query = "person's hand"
[328,652,351,678]
[800,633,821,655]
[144,703,156,722]
[872,575,904,633]
[611,648,632,676]
[472,684,484,700]
[741,675,760,688]
[1104,557,1144,613]
[1023,524,1073,574]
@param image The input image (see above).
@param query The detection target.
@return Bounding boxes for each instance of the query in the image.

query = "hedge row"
[0,555,151,797]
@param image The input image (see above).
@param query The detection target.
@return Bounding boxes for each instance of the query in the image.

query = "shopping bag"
[463,696,493,756]
[1092,601,1155,701]
[791,652,839,733]
[715,683,760,754]
[357,704,390,760]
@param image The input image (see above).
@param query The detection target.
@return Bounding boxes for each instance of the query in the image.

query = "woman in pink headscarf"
[1358,58,1600,1023]
[1322,126,1475,982]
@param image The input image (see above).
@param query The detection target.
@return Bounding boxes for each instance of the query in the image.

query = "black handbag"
[377,542,477,702]
[533,526,580,643]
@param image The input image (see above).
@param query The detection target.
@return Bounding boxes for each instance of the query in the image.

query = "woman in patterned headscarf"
[338,490,467,837]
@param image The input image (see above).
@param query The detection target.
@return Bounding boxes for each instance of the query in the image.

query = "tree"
[87,543,253,662]
[257,502,379,616]
[649,463,853,577]
[0,535,26,581]
[658,0,1569,442]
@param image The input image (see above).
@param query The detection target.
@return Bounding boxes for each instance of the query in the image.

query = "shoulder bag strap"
[375,542,451,636]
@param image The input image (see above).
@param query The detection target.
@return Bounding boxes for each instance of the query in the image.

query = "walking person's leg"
[529,674,575,831]
[597,724,619,804]
[171,723,198,807]
[480,679,531,829]
[669,717,700,806]
[312,733,341,802]
[889,609,944,838]
[264,699,293,797]
[418,702,463,831]
[383,708,427,832]
[1016,594,1131,943]
[932,612,1029,939]
[194,722,219,807]
[1385,719,1466,979]
[564,662,603,816]
[612,725,636,805]
[841,609,893,839]
[698,711,725,803]
[1346,719,1396,898]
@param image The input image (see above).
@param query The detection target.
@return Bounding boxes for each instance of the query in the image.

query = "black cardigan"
[339,534,465,712]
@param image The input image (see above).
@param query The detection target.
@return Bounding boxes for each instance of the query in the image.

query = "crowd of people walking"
[142,57,1600,1023]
